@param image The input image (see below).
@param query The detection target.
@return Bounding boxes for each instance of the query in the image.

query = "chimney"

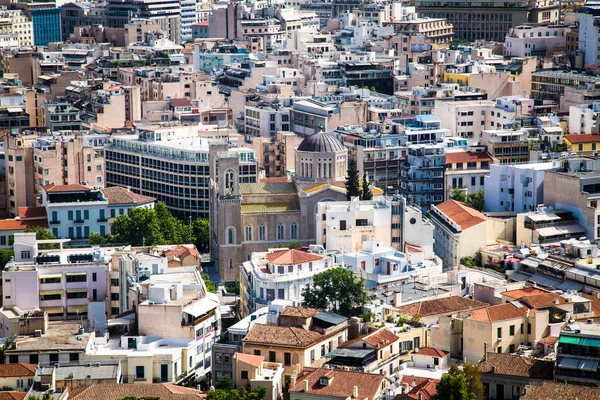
[290,372,297,388]
[352,386,359,398]
[303,380,309,392]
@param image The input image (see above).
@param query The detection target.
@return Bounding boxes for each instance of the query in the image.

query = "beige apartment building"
[5,133,105,217]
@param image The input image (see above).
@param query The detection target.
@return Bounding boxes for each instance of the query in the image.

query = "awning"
[323,348,374,358]
[42,306,64,314]
[581,338,600,347]
[66,272,87,276]
[558,357,580,370]
[7,107,23,113]
[67,289,88,293]
[40,290,62,296]
[558,336,581,345]
[39,274,62,279]
[67,306,87,313]
[579,359,599,372]
[183,299,218,318]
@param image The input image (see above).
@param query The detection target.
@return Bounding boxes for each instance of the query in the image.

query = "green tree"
[361,172,372,200]
[206,386,266,400]
[460,256,478,268]
[467,190,485,212]
[88,232,107,245]
[0,249,14,269]
[436,373,473,400]
[345,158,361,200]
[450,187,467,203]
[201,273,217,294]
[302,267,367,316]
[450,189,485,212]
[214,375,235,390]
[192,218,210,252]
[461,363,484,400]
[24,226,58,249]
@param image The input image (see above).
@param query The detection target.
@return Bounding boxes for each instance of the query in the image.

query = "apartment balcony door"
[161,364,169,382]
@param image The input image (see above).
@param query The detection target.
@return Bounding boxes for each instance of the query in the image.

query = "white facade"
[239,249,333,316]
[3,233,109,324]
[569,103,600,134]
[316,197,392,252]
[432,100,493,138]
[342,240,442,289]
[484,161,557,213]
[579,13,600,67]
[244,104,291,138]
[504,25,566,58]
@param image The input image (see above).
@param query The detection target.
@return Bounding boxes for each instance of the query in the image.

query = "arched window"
[226,226,235,245]
[259,225,266,241]
[244,225,252,241]
[277,224,285,241]
[290,223,298,240]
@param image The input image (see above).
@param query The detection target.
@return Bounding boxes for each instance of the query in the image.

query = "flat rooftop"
[39,362,120,380]
[7,323,91,353]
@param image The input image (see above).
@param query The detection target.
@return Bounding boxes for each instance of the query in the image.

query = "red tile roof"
[0,219,48,231]
[342,328,399,349]
[537,335,558,346]
[521,382,600,400]
[469,302,529,322]
[169,98,193,108]
[480,353,554,379]
[564,134,600,144]
[234,353,264,367]
[395,296,488,318]
[289,368,385,400]
[518,293,567,308]
[266,249,326,266]
[445,151,493,164]
[42,183,90,193]
[395,378,439,400]
[280,306,322,318]
[192,21,209,27]
[101,186,155,205]
[0,364,36,377]
[435,200,488,230]
[501,287,550,300]
[242,324,326,348]
[0,393,26,400]
[414,347,449,357]
[72,383,206,399]
[163,245,200,260]
[17,207,47,220]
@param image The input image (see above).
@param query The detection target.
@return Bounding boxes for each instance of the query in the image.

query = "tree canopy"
[206,386,266,400]
[435,364,482,400]
[450,188,485,212]
[110,202,208,249]
[302,267,367,316]
[345,158,361,200]
[24,226,58,249]
[361,172,372,200]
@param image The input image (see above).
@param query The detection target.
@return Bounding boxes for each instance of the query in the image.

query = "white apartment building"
[444,148,495,200]
[0,8,33,47]
[504,25,566,58]
[2,233,109,327]
[579,13,600,67]
[244,103,291,138]
[484,161,558,213]
[137,279,221,382]
[239,248,333,317]
[316,197,392,252]
[342,240,443,289]
[432,100,494,138]
[569,102,600,134]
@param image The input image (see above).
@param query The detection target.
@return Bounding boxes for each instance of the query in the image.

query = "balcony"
[97,217,108,222]
[73,219,85,224]
[49,220,60,225]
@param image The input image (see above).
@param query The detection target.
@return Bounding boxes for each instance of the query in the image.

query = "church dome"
[297,132,346,153]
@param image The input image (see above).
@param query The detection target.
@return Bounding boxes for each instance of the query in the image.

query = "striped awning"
[39,274,62,279]
[67,306,87,313]
[42,306,64,314]
[67,289,88,293]
[40,290,62,296]
[66,272,86,276]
